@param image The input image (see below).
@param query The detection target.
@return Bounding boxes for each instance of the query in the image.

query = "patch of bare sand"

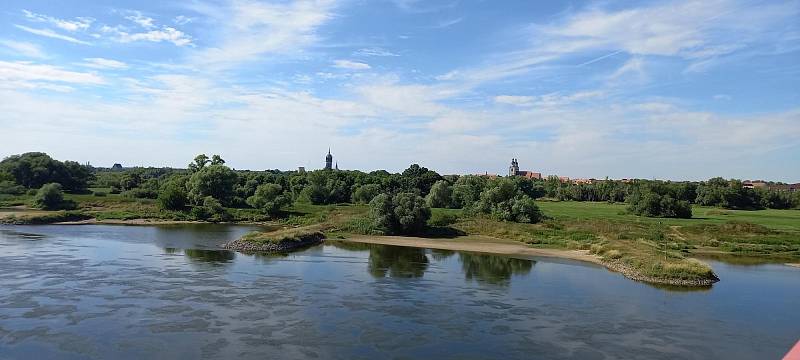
[344,235,601,265]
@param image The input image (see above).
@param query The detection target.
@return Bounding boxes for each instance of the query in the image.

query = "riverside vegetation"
[2,152,799,285]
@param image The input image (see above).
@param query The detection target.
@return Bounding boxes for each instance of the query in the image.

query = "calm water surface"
[0,224,798,359]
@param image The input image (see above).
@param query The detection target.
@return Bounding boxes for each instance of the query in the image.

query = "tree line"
[1,152,798,222]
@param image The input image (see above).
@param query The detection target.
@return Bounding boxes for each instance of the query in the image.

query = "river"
[0,224,798,359]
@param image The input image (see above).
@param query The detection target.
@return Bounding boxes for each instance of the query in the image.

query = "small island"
[2,152,799,287]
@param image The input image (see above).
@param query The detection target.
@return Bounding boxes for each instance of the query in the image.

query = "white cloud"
[79,57,128,70]
[434,17,463,29]
[173,16,193,25]
[494,95,534,107]
[124,11,156,29]
[333,59,371,70]
[22,10,93,32]
[0,61,105,89]
[607,57,645,81]
[191,0,337,67]
[101,25,193,47]
[0,40,47,58]
[14,25,91,45]
[713,94,732,101]
[354,47,399,57]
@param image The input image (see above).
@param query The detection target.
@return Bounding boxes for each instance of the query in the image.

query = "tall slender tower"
[325,148,333,170]
[509,158,519,176]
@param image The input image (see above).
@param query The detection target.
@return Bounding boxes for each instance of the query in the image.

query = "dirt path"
[343,235,602,265]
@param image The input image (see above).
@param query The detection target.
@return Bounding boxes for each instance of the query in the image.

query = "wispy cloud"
[79,57,128,70]
[14,25,91,45]
[0,60,104,88]
[22,9,93,32]
[333,59,371,70]
[102,25,193,47]
[354,47,399,57]
[191,0,338,67]
[0,40,47,58]
[123,10,156,29]
[494,95,534,107]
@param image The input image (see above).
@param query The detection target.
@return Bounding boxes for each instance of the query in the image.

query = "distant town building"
[507,159,542,179]
[298,166,306,173]
[325,148,333,170]
[743,180,768,189]
[111,163,123,171]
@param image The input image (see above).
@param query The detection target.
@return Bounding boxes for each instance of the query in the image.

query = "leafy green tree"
[190,196,229,222]
[246,183,290,216]
[400,164,442,196]
[186,164,238,206]
[368,192,431,235]
[33,183,74,210]
[425,180,453,208]
[452,175,486,208]
[158,182,187,210]
[352,183,382,204]
[477,179,543,223]
[627,186,692,218]
[392,192,432,234]
[188,154,210,172]
[0,152,92,192]
[368,193,396,233]
[210,155,226,166]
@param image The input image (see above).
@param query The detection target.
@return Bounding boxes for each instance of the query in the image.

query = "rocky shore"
[222,231,325,253]
[602,259,720,287]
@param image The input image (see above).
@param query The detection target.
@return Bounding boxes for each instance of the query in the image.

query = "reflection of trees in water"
[327,240,373,252]
[459,253,534,286]
[430,249,456,261]
[368,245,429,278]
[183,249,235,263]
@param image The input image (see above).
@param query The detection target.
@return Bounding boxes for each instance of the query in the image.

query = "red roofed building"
[508,159,542,179]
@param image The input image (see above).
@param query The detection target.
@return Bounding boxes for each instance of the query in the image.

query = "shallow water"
[0,224,798,359]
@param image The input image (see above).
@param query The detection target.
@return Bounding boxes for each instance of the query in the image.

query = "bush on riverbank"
[33,183,76,210]
[368,192,431,235]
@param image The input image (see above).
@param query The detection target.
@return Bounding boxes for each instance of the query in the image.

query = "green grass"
[241,228,325,245]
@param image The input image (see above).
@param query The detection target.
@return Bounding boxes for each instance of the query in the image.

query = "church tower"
[508,158,519,176]
[325,148,333,170]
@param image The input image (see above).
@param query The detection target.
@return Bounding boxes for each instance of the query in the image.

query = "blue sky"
[1,0,798,181]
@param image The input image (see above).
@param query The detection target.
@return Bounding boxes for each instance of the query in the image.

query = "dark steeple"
[325,148,333,170]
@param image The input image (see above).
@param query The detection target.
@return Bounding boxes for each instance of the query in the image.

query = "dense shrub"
[0,152,93,192]
[0,180,26,195]
[352,183,382,204]
[186,164,238,206]
[476,179,543,223]
[368,192,431,235]
[33,183,75,210]
[451,175,485,208]
[425,180,453,208]
[190,196,229,222]
[158,182,187,210]
[246,183,290,216]
[627,190,692,218]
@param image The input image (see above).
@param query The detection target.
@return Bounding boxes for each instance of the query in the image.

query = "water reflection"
[459,253,534,286]
[368,245,429,278]
[183,248,236,263]
[430,248,456,261]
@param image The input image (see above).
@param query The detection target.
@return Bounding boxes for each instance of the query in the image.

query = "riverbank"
[343,235,718,286]
[788,263,800,268]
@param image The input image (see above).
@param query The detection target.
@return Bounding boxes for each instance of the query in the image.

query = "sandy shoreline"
[787,263,800,268]
[342,235,719,286]
[343,235,602,265]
